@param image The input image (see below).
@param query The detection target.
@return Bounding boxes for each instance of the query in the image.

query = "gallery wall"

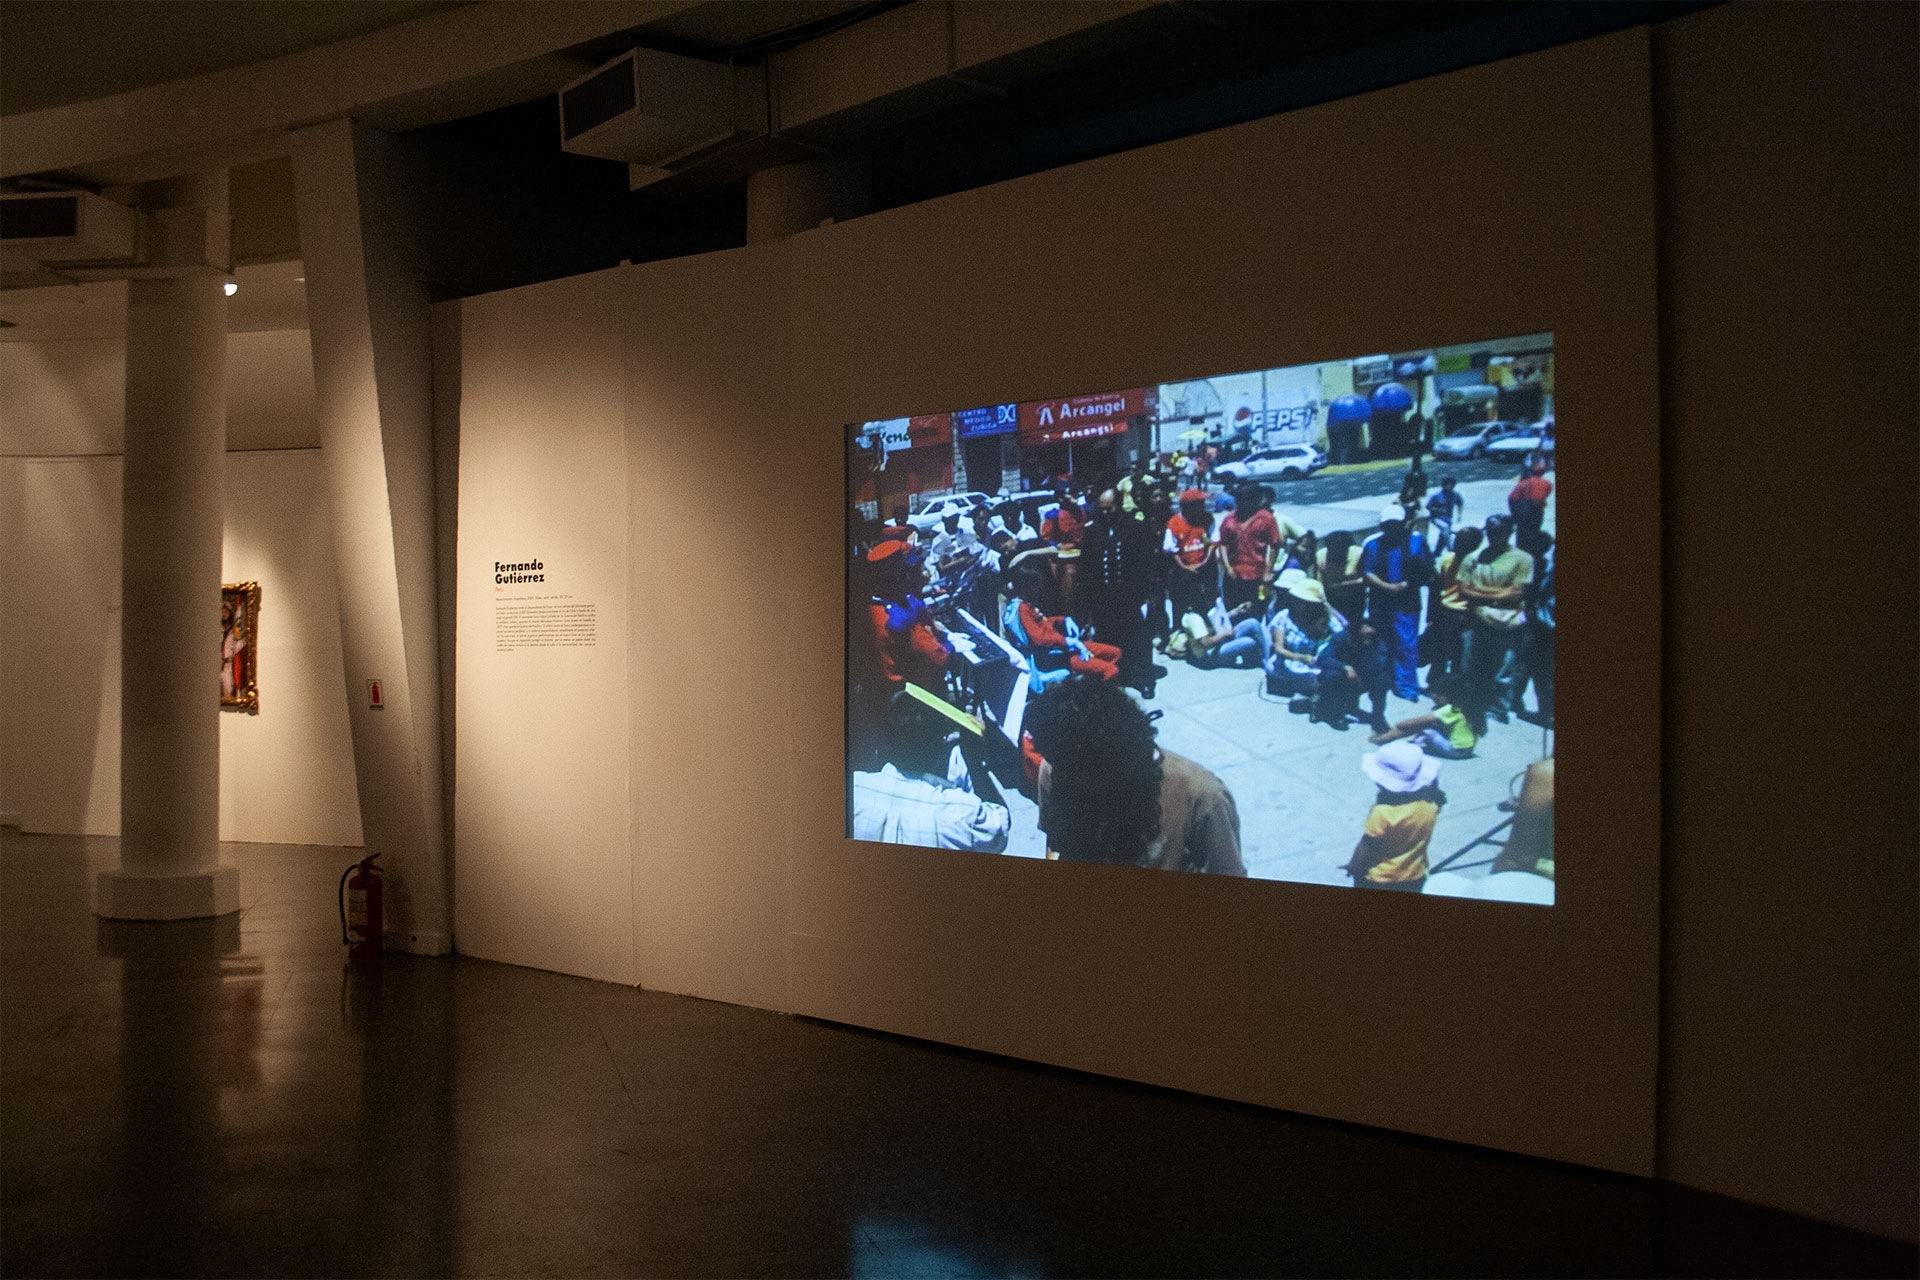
[452,268,634,985]
[1649,1,1917,1242]
[455,29,1663,1178]
[450,9,1915,1240]
[0,331,362,848]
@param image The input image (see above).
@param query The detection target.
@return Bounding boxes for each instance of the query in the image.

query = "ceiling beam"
[2,0,703,184]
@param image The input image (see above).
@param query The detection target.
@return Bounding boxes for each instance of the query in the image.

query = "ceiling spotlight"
[223,281,238,296]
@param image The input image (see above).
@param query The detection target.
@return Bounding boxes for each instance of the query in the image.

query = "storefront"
[953,402,1018,496]
[1016,386,1155,489]
[851,413,953,518]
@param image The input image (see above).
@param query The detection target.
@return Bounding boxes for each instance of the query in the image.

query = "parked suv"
[1210,444,1327,484]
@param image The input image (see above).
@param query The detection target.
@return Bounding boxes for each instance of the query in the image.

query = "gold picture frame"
[221,581,260,714]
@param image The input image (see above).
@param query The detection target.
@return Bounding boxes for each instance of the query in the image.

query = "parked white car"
[1210,445,1327,484]
[1433,420,1528,460]
[907,493,992,531]
[1485,426,1555,462]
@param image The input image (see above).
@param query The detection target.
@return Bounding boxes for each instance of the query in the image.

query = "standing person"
[1508,461,1553,536]
[1514,531,1555,729]
[1455,514,1533,727]
[1424,525,1482,689]
[1117,456,1150,516]
[1399,454,1428,512]
[1217,484,1282,612]
[1080,489,1160,696]
[1163,489,1221,629]
[1343,740,1446,892]
[1025,677,1245,876]
[1317,527,1367,626]
[1137,483,1175,653]
[1041,490,1086,550]
[1426,475,1464,551]
[1361,503,1432,702]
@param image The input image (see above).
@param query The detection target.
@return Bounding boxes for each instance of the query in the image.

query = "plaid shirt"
[852,764,1009,852]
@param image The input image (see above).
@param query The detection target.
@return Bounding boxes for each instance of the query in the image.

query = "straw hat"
[1286,577,1327,605]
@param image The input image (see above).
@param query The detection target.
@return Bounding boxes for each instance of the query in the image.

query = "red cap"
[1179,489,1207,503]
[866,540,908,562]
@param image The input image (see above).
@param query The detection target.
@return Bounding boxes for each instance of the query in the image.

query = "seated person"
[1008,563,1119,681]
[1366,677,1478,759]
[1025,676,1244,875]
[1184,598,1268,670]
[1314,618,1391,733]
[852,690,1010,852]
[1267,575,1343,699]
[865,540,951,693]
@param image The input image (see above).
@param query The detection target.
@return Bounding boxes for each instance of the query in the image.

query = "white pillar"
[98,173,239,920]
[290,121,449,954]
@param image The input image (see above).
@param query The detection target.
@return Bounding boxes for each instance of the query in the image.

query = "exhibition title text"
[495,559,544,584]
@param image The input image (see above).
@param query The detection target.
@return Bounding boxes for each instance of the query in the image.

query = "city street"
[1238,454,1520,506]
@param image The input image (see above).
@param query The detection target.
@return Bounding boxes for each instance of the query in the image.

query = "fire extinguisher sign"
[367,679,383,709]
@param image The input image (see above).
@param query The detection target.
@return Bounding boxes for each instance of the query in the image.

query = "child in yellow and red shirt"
[1345,739,1447,892]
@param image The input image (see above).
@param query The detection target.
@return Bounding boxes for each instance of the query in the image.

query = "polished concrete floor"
[3,829,1913,1279]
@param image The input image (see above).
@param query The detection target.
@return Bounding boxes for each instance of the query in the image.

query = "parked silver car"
[1433,420,1528,460]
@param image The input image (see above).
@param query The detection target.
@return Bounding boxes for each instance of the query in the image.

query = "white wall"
[454,30,1663,1179]
[0,447,362,846]
[218,450,363,846]
[2,321,360,847]
[0,329,320,455]
[453,267,633,985]
[1651,1,1918,1242]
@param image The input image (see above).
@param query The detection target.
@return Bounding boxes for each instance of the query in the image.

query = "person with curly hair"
[1024,677,1245,875]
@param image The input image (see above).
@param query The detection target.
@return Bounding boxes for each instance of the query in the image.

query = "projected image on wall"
[846,334,1556,904]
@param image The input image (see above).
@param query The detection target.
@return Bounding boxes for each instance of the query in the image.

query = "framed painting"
[221,581,260,714]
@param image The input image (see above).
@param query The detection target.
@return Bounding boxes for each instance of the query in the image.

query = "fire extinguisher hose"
[339,863,355,945]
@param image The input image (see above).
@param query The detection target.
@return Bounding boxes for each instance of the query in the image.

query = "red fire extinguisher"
[338,853,383,961]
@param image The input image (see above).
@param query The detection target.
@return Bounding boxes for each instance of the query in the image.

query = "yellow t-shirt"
[1434,704,1477,750]
[1360,799,1439,883]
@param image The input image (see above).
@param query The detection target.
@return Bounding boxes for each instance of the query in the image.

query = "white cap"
[1378,502,1407,523]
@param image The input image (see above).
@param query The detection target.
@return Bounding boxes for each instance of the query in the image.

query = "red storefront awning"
[1017,387,1154,446]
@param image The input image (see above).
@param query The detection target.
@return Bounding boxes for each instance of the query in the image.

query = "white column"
[98,173,239,920]
[290,120,449,954]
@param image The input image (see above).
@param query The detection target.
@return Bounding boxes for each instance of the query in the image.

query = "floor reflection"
[98,913,253,1275]
[853,1213,1044,1279]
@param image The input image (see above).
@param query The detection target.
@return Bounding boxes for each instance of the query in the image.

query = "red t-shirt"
[1042,502,1085,548]
[1165,515,1213,569]
[1510,475,1552,507]
[1220,509,1280,581]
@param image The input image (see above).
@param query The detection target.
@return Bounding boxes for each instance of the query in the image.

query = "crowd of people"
[847,449,1555,891]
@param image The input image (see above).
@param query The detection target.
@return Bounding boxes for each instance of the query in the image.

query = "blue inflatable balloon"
[1370,381,1414,412]
[1328,394,1371,422]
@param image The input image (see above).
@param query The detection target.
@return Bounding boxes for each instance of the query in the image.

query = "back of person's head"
[1452,526,1484,557]
[1325,527,1353,559]
[1025,678,1162,866]
[883,689,958,778]
[1517,527,1553,557]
